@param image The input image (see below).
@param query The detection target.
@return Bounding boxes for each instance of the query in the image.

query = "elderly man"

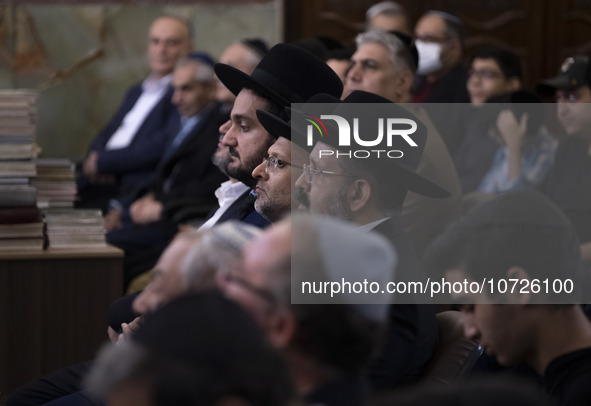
[220,214,396,406]
[262,90,445,389]
[78,16,192,211]
[343,29,461,256]
[413,10,469,103]
[87,291,294,406]
[8,221,261,406]
[413,11,470,155]
[104,54,227,261]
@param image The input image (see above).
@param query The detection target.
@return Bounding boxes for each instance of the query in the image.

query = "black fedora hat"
[256,93,338,143]
[258,90,450,199]
[214,43,343,107]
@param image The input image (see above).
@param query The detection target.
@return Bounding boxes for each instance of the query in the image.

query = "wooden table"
[0,246,123,394]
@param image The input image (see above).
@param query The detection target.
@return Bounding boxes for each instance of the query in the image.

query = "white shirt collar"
[143,73,173,92]
[215,180,250,206]
[357,217,390,233]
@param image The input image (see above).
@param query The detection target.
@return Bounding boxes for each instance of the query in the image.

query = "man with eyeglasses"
[455,46,525,193]
[537,55,591,261]
[262,90,449,390]
[466,47,522,105]
[249,130,310,222]
[221,213,396,406]
[343,29,461,257]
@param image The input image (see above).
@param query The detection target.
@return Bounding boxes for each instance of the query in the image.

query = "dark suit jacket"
[205,189,270,228]
[89,81,178,189]
[117,102,228,214]
[153,103,228,209]
[415,65,471,155]
[368,216,439,389]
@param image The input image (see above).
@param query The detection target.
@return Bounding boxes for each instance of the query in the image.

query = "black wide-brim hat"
[214,43,343,107]
[257,90,450,199]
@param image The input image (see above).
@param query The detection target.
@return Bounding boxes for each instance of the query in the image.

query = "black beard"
[212,145,259,188]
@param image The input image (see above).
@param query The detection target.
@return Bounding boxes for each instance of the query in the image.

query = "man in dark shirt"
[424,190,591,406]
[538,55,591,262]
[77,16,192,211]
[413,11,470,155]
[289,90,450,389]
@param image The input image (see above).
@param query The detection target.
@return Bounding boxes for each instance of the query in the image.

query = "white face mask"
[415,40,443,75]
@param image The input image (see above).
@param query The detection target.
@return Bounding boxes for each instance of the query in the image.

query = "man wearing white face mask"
[413,10,470,154]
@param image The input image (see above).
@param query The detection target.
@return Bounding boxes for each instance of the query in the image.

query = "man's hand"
[116,316,143,346]
[104,208,122,232]
[497,109,528,150]
[83,151,99,180]
[130,194,163,225]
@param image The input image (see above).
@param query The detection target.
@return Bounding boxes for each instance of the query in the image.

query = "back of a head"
[87,291,294,406]
[290,214,395,371]
[423,190,586,304]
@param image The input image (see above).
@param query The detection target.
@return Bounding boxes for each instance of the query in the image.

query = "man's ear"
[266,308,296,349]
[347,179,372,213]
[396,69,414,98]
[506,266,532,305]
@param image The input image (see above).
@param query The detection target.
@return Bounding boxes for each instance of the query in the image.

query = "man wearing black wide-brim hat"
[260,89,447,389]
[208,43,343,225]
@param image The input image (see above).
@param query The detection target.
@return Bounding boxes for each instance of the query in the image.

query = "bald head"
[148,16,192,78]
[216,42,264,106]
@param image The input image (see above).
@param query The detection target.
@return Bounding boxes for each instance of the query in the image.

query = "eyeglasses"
[222,271,277,305]
[468,69,504,80]
[302,163,354,184]
[263,156,303,174]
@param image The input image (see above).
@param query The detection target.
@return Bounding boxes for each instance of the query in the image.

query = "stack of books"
[33,158,76,209]
[0,89,43,250]
[44,208,106,249]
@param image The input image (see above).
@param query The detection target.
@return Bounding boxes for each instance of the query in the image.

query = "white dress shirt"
[199,180,250,229]
[105,74,173,150]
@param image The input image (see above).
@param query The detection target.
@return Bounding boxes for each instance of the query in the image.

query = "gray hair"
[366,1,406,20]
[179,222,262,291]
[176,57,215,83]
[355,29,413,73]
[85,341,147,397]
[237,41,265,69]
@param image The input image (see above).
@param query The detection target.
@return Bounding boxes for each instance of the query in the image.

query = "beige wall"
[0,2,280,159]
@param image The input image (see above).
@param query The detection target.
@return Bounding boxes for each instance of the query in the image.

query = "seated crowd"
[8,2,591,406]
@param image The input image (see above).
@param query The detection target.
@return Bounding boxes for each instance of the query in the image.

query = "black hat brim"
[538,74,577,91]
[256,109,292,141]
